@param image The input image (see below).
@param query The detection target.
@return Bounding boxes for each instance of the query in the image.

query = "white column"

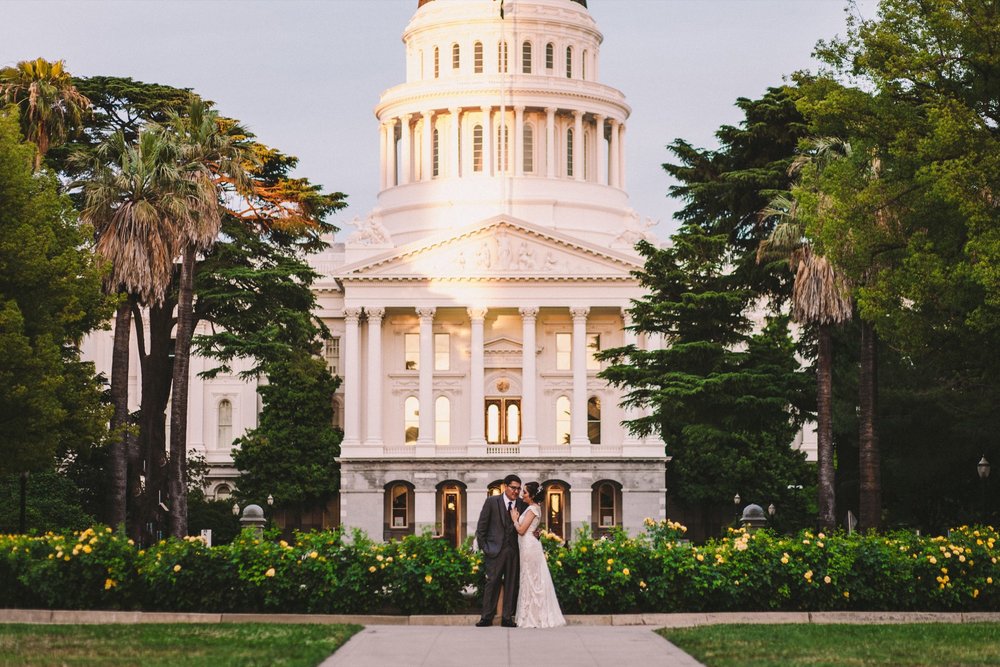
[514,105,525,177]
[364,307,385,448]
[519,307,539,453]
[449,106,461,177]
[417,306,436,452]
[379,122,387,190]
[481,106,492,177]
[609,119,620,188]
[386,119,397,188]
[468,307,487,452]
[545,107,556,178]
[593,114,606,186]
[400,114,413,185]
[342,307,362,449]
[573,110,584,181]
[421,110,434,181]
[619,123,627,190]
[570,306,590,451]
[621,308,642,450]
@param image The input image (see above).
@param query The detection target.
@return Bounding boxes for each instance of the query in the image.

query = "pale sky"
[1,0,877,239]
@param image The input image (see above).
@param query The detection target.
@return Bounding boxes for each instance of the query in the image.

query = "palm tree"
[157,99,254,538]
[758,192,853,532]
[0,58,90,170]
[78,130,192,529]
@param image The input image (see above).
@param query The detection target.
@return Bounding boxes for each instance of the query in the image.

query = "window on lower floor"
[434,332,450,370]
[404,332,419,370]
[594,481,621,529]
[386,482,413,529]
[587,333,601,370]
[556,332,571,370]
[214,484,232,501]
[587,396,601,444]
[218,399,233,449]
[324,337,341,376]
[556,395,571,445]
[404,396,419,443]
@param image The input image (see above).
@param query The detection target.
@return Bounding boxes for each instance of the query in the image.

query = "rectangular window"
[545,43,554,70]
[474,42,483,73]
[324,337,341,375]
[556,332,571,370]
[404,333,419,370]
[587,333,601,370]
[434,333,450,370]
[522,41,532,74]
[523,124,534,173]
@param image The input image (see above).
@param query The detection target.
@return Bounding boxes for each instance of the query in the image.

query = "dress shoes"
[500,619,517,628]
[475,618,492,627]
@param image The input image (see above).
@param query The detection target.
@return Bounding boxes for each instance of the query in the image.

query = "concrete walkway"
[319,625,705,667]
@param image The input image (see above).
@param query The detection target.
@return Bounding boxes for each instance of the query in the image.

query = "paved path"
[319,625,705,667]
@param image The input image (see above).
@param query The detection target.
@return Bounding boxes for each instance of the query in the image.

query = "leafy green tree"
[599,226,814,533]
[233,353,342,524]
[0,471,95,533]
[0,58,89,170]
[0,108,111,477]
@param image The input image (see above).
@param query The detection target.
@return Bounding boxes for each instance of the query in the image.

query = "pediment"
[484,336,522,353]
[338,217,641,281]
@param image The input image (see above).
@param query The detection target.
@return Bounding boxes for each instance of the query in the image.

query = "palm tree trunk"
[858,320,881,531]
[168,245,197,538]
[108,297,132,528]
[816,323,836,531]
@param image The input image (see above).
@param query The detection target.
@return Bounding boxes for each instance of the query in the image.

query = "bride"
[509,481,566,628]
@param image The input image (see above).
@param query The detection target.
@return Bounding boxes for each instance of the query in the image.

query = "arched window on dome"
[473,124,483,172]
[522,41,532,74]
[566,128,574,178]
[565,46,573,78]
[404,396,419,443]
[497,123,509,174]
[556,396,571,445]
[498,40,508,73]
[435,396,450,446]
[452,43,460,71]
[545,42,554,71]
[474,41,483,73]
[217,399,232,449]
[432,128,440,178]
[587,396,601,444]
[523,123,534,173]
[434,47,440,79]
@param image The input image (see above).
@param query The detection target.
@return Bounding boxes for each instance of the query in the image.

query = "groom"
[474,473,525,627]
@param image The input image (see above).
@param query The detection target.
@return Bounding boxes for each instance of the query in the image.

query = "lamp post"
[733,493,741,523]
[978,456,991,523]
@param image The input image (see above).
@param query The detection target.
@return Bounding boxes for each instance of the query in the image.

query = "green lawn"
[659,623,1000,667]
[0,623,361,667]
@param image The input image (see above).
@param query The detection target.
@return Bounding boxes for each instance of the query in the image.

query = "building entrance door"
[545,485,566,541]
[442,489,460,548]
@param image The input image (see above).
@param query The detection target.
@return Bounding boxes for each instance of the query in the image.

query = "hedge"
[1,522,997,614]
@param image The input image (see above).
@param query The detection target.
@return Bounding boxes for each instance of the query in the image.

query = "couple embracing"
[474,474,566,629]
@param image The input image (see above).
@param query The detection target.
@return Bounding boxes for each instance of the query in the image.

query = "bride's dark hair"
[524,481,544,503]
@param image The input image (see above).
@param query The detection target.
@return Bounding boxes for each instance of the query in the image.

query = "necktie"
[507,501,513,512]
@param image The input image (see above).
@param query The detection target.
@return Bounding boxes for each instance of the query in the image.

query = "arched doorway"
[543,480,570,541]
[436,480,467,548]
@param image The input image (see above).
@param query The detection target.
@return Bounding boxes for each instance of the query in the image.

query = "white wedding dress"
[515,505,566,628]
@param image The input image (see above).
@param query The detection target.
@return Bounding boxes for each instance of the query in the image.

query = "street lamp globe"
[232,502,240,517]
[978,456,991,480]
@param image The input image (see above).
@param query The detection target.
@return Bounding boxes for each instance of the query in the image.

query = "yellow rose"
[696,554,704,562]
[823,576,831,584]
[104,578,116,590]
[369,566,377,573]
[622,568,630,576]
[843,591,850,598]
[377,555,384,562]
[83,545,92,554]
[988,577,994,584]
[804,570,813,581]
[580,546,587,553]
[310,551,318,559]
[425,574,433,584]
[607,558,614,565]
[265,567,276,577]
[639,581,647,589]
[173,564,181,572]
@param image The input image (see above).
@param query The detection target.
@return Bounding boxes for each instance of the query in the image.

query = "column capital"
[572,109,584,119]
[365,306,385,321]
[514,104,526,113]
[467,306,488,321]
[402,112,413,122]
[416,306,437,319]
[449,106,460,114]
[518,306,539,319]
[544,106,557,115]
[344,307,362,322]
[481,105,492,114]
[421,109,434,119]
[569,306,590,320]
[610,117,621,128]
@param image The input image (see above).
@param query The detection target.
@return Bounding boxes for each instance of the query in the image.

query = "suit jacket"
[476,494,528,558]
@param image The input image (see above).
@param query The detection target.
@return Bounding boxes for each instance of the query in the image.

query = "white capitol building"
[85,0,805,543]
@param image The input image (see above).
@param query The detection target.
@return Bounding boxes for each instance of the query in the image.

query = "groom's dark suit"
[476,492,527,624]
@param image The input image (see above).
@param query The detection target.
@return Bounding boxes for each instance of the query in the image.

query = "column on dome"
[421,110,434,181]
[621,308,641,448]
[417,306,436,450]
[342,307,362,448]
[400,113,413,185]
[545,107,556,178]
[385,119,397,188]
[468,307,487,451]
[379,121,387,190]
[449,107,460,177]
[573,110,584,181]
[570,306,590,450]
[519,306,538,452]
[364,307,385,448]
[619,123,627,190]
[593,114,606,185]
[609,119,620,188]
[481,106,493,177]
[514,106,525,177]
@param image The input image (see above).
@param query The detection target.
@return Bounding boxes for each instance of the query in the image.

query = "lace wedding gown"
[515,505,566,628]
